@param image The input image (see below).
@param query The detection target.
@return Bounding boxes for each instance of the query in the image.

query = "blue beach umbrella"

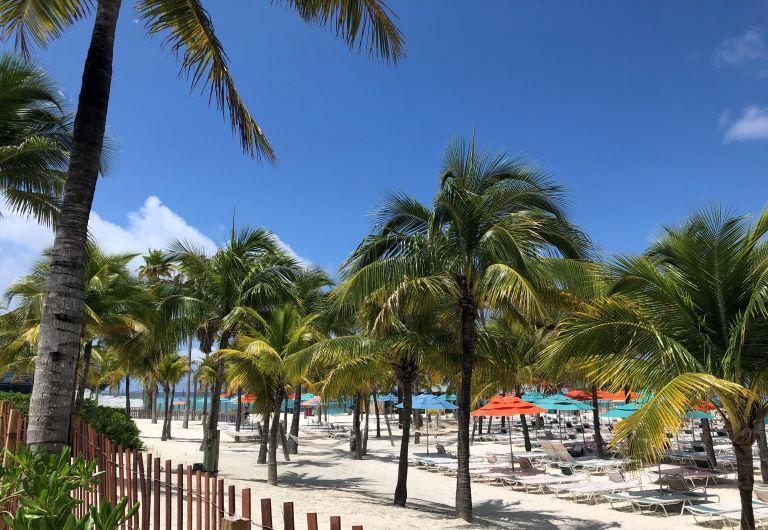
[603,403,641,418]
[376,393,399,402]
[397,394,457,454]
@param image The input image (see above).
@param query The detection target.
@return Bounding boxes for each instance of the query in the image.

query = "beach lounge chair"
[549,471,642,503]
[755,483,768,503]
[630,490,718,516]
[720,506,768,529]
[682,500,768,525]
[503,465,589,493]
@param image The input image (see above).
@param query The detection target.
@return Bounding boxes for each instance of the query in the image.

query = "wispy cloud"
[720,106,768,143]
[713,29,768,66]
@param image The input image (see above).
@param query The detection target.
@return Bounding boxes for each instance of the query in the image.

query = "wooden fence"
[0,403,363,530]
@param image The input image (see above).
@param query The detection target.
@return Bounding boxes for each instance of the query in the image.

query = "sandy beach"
[135,415,740,529]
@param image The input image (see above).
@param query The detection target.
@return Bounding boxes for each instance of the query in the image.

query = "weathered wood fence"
[0,402,363,530]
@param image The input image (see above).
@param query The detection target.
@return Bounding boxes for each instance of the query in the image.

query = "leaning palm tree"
[542,207,768,530]
[154,353,189,440]
[5,0,405,454]
[334,135,590,521]
[0,53,70,227]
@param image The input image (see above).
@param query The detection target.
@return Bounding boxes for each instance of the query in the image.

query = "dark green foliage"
[0,446,138,530]
[0,391,30,415]
[76,401,144,450]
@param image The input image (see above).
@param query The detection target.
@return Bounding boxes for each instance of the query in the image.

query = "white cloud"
[721,105,768,143]
[713,29,768,66]
[0,195,311,295]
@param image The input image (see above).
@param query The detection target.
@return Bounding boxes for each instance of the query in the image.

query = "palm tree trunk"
[520,415,531,452]
[168,385,176,439]
[257,413,269,464]
[455,297,476,522]
[363,396,370,455]
[734,438,756,530]
[26,0,123,452]
[201,383,208,422]
[124,375,130,417]
[235,387,242,439]
[700,418,717,468]
[394,376,413,506]
[151,386,158,424]
[756,419,768,484]
[75,340,93,410]
[161,385,170,441]
[192,380,198,422]
[373,390,381,438]
[591,384,604,458]
[353,392,362,460]
[267,390,284,485]
[183,336,193,429]
[289,384,302,454]
[203,331,230,472]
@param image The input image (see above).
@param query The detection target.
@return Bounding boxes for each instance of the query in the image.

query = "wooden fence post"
[330,515,341,530]
[2,409,20,466]
[165,460,171,530]
[241,488,251,521]
[219,517,249,530]
[260,498,272,529]
[283,502,294,530]
[177,463,184,530]
[307,513,318,530]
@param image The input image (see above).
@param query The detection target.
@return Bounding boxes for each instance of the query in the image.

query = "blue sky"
[1,1,768,285]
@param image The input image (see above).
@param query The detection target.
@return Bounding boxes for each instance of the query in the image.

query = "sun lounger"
[549,472,642,503]
[631,491,718,516]
[682,501,768,525]
[604,490,653,510]
[719,506,768,529]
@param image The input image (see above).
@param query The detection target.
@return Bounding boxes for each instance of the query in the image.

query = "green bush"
[76,401,144,450]
[0,391,30,416]
[0,446,137,530]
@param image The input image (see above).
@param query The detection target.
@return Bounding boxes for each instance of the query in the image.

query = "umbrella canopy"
[470,396,546,417]
[685,409,714,420]
[603,403,641,418]
[396,394,458,410]
[376,393,399,402]
[520,391,546,402]
[302,396,321,406]
[438,393,457,402]
[535,395,594,411]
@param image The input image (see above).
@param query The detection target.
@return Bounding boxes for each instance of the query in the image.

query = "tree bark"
[124,375,130,417]
[757,418,768,484]
[289,383,301,454]
[700,418,717,468]
[151,386,158,424]
[363,395,370,455]
[455,295,476,522]
[203,331,230,472]
[257,413,269,465]
[161,384,170,441]
[373,390,381,438]
[201,382,208,422]
[734,438,756,530]
[183,336,193,429]
[520,415,531,452]
[353,392,363,460]
[394,375,413,506]
[235,387,242,439]
[74,340,93,410]
[267,388,284,485]
[192,380,198,422]
[591,384,604,458]
[26,0,123,453]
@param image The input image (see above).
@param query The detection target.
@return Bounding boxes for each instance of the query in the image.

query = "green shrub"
[0,446,138,530]
[0,391,30,416]
[76,401,144,450]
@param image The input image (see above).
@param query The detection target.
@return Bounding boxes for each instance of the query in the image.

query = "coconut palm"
[0,52,70,227]
[6,0,405,454]
[166,226,295,471]
[333,135,590,520]
[221,303,323,485]
[0,243,145,410]
[542,207,768,530]
[154,353,189,440]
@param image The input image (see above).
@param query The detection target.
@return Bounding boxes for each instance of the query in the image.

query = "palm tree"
[0,53,70,227]
[167,226,294,471]
[542,207,768,530]
[0,243,145,410]
[6,0,405,454]
[154,353,189,440]
[221,303,323,485]
[333,135,590,520]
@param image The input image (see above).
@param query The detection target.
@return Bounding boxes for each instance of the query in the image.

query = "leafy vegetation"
[0,391,30,416]
[76,401,144,450]
[0,446,137,530]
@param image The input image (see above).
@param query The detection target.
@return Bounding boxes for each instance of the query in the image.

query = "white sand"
[136,415,740,529]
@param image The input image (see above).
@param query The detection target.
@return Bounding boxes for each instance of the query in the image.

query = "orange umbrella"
[471,396,547,466]
[566,390,593,400]
[241,394,257,404]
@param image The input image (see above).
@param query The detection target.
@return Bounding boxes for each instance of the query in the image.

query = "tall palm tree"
[0,53,70,227]
[333,135,590,521]
[4,0,405,454]
[154,352,189,440]
[542,207,768,530]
